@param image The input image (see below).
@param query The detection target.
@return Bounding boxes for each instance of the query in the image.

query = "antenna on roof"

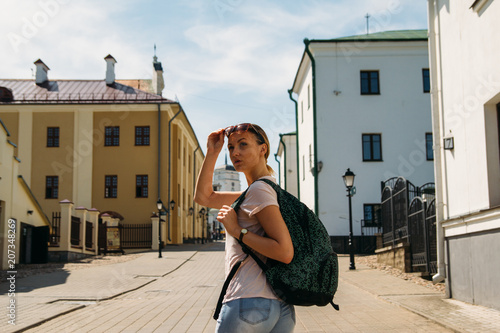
[365,13,370,35]
[153,43,158,62]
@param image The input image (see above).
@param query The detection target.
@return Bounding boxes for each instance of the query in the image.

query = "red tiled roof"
[0,79,174,104]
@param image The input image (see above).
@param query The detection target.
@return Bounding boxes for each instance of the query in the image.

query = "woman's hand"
[207,128,225,154]
[217,205,239,237]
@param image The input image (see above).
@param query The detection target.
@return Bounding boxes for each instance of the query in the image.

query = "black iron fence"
[380,177,437,274]
[85,221,94,249]
[121,223,152,248]
[50,212,61,246]
[98,222,152,253]
[70,216,81,246]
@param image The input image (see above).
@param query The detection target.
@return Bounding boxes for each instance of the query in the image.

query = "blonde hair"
[248,124,275,176]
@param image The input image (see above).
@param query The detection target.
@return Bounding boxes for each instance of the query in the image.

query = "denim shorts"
[215,297,295,333]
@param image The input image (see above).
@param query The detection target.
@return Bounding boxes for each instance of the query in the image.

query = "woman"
[194,123,295,333]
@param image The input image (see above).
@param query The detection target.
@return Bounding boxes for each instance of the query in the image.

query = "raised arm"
[194,129,242,209]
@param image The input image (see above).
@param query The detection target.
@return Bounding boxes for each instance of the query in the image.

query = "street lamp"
[156,198,176,258]
[198,208,206,244]
[342,168,356,270]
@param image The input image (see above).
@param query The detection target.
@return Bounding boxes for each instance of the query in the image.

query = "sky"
[0,0,428,186]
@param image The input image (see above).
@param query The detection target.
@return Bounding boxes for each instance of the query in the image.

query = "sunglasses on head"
[224,123,265,143]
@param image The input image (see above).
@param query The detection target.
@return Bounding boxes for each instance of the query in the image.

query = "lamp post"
[342,168,356,270]
[156,198,176,258]
[199,208,206,244]
[156,199,163,258]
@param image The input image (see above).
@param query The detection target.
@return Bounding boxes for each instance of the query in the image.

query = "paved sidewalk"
[1,242,499,332]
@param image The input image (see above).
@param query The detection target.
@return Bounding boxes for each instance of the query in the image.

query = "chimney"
[152,45,164,96]
[104,54,117,86]
[34,59,49,85]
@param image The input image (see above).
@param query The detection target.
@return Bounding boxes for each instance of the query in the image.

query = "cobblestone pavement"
[2,242,500,332]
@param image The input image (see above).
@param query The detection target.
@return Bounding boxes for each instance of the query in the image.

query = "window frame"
[136,175,148,198]
[45,176,59,199]
[362,134,383,161]
[105,175,118,198]
[135,126,150,146]
[360,70,380,95]
[47,127,60,147]
[104,126,120,147]
[422,68,431,93]
[363,203,381,226]
[426,132,434,161]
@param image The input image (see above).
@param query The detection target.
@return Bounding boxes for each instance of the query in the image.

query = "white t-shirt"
[223,176,279,303]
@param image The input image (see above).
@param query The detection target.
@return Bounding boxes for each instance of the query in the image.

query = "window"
[105,175,118,198]
[360,71,380,95]
[364,204,381,226]
[45,176,59,199]
[302,155,305,180]
[307,84,311,109]
[136,175,148,198]
[135,126,150,146]
[47,127,60,147]
[362,134,382,161]
[309,144,313,170]
[189,155,191,173]
[422,69,430,93]
[105,126,120,146]
[301,101,304,123]
[426,133,434,160]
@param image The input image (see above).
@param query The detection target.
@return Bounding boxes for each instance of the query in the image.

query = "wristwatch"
[239,228,248,242]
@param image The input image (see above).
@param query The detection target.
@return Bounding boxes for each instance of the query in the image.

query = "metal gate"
[408,197,437,274]
[381,186,393,247]
[426,199,437,274]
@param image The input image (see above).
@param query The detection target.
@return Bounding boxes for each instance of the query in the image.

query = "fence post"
[151,215,160,250]
[59,199,73,253]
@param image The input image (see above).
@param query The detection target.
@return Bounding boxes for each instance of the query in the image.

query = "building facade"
[275,132,298,197]
[0,119,51,269]
[428,0,500,310]
[289,30,434,236]
[0,55,205,251]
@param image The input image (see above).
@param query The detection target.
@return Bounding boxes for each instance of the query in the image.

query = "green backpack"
[214,178,339,320]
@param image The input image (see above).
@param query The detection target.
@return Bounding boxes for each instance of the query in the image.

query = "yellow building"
[0,55,205,254]
[0,118,51,269]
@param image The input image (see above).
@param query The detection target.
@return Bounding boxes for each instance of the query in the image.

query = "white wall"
[297,39,433,235]
[432,0,500,218]
[277,134,298,197]
[296,66,316,211]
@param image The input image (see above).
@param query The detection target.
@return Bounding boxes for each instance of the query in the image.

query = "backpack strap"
[213,255,247,320]
[213,179,277,320]
[213,188,249,321]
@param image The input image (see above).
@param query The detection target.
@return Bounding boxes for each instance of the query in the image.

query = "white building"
[208,156,241,238]
[275,132,298,197]
[213,155,241,192]
[289,30,434,236]
[428,0,500,310]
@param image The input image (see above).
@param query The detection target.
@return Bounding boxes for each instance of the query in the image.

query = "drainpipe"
[288,89,300,199]
[193,145,200,241]
[428,0,447,284]
[157,104,162,199]
[274,153,281,187]
[304,39,320,215]
[278,134,287,191]
[168,107,182,242]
